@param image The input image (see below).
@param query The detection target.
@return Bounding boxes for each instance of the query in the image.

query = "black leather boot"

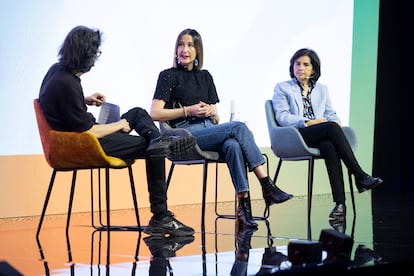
[237,197,258,229]
[260,177,293,206]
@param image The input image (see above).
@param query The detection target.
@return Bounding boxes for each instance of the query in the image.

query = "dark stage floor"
[1,190,413,275]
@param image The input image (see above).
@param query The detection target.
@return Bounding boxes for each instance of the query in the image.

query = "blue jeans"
[176,119,265,193]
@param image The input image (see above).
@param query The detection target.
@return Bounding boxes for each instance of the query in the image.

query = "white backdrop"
[0,0,353,155]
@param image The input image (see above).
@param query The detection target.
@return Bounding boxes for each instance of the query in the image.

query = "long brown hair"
[172,28,204,70]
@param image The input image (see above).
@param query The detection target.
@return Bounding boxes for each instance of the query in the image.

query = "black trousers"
[299,122,365,203]
[99,107,167,215]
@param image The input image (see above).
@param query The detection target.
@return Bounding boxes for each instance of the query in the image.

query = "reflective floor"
[1,190,413,275]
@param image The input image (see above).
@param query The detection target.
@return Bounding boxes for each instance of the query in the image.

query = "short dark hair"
[289,48,321,83]
[58,25,102,73]
[173,28,204,70]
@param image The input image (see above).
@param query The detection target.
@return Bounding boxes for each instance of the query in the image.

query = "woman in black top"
[150,28,293,229]
[39,25,195,237]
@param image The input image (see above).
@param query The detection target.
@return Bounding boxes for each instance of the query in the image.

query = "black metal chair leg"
[105,167,111,264]
[348,170,357,238]
[65,171,77,237]
[36,169,58,239]
[91,166,143,232]
[166,163,175,190]
[201,160,208,231]
[90,169,96,228]
[307,158,315,240]
[214,160,236,219]
[348,171,356,217]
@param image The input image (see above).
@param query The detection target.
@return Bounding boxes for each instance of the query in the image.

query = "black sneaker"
[143,211,195,237]
[146,134,196,157]
[143,235,195,258]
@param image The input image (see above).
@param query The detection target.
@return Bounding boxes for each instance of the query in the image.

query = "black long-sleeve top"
[39,63,96,132]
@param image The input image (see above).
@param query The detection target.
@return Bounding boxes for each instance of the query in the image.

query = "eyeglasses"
[96,50,102,58]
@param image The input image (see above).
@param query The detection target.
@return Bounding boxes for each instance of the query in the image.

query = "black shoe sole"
[169,136,196,156]
[265,194,293,206]
[143,235,195,257]
[357,178,383,193]
[144,235,195,245]
[147,136,196,158]
[143,225,195,237]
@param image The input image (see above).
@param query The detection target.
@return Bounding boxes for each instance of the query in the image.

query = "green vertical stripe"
[350,0,380,170]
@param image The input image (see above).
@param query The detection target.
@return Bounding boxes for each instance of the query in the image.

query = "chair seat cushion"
[49,130,130,169]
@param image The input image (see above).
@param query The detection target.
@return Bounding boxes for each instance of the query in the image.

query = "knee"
[129,107,148,116]
[230,121,251,135]
[325,121,344,136]
[326,121,341,130]
[121,107,151,122]
[222,138,241,156]
[231,121,247,129]
[319,140,335,152]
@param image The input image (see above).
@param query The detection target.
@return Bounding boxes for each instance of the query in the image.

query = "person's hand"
[307,118,327,126]
[85,92,106,106]
[118,119,131,133]
[188,101,215,118]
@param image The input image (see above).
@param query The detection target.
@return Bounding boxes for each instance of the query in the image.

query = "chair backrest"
[265,99,320,158]
[33,99,54,167]
[342,126,358,152]
[264,98,278,131]
[33,99,128,170]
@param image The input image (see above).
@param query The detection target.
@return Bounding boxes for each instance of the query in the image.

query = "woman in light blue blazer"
[272,48,383,219]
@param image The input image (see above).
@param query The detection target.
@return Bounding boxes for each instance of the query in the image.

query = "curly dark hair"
[58,25,102,73]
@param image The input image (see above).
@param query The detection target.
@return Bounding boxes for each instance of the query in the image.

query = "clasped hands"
[187,101,216,118]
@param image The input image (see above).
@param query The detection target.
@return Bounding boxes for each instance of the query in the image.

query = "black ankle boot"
[237,197,258,229]
[260,177,293,206]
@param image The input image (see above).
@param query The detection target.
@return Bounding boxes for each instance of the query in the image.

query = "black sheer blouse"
[153,66,220,127]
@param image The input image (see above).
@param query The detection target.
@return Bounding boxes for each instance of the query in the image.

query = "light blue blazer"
[272,79,340,128]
